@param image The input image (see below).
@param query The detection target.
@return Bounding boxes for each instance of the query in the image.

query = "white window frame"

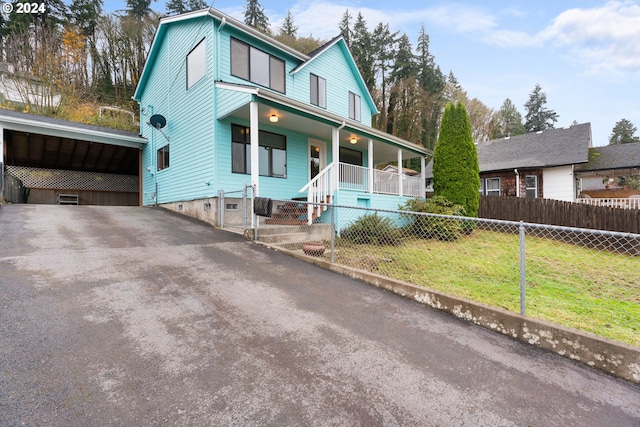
[525,175,538,198]
[186,38,206,90]
[485,177,501,196]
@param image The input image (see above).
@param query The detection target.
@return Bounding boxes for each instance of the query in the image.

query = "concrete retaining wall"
[263,243,640,385]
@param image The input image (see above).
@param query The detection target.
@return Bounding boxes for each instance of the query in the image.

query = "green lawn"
[334,230,640,347]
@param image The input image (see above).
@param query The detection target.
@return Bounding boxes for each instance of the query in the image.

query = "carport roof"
[1,109,147,175]
[0,109,146,148]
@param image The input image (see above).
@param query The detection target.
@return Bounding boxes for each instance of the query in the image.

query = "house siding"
[139,18,217,206]
[543,165,575,201]
[291,43,372,124]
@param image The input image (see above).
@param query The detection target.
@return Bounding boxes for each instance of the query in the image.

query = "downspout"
[216,17,226,81]
[514,168,519,198]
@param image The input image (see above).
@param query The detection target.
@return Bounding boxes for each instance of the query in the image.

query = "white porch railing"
[299,162,335,225]
[338,163,423,197]
[577,197,640,209]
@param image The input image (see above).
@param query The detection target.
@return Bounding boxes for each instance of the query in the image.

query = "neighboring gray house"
[426,123,592,202]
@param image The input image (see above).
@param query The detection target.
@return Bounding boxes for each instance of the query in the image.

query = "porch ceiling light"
[349,137,357,144]
[269,114,278,123]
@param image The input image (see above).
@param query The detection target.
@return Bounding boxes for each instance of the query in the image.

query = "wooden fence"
[478,196,640,234]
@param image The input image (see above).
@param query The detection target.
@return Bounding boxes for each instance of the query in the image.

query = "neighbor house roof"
[425,123,592,177]
[574,142,640,172]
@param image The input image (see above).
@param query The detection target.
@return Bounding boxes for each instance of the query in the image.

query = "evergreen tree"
[416,24,445,151]
[609,119,640,145]
[349,13,375,96]
[166,0,206,15]
[432,102,480,217]
[244,0,269,33]
[338,9,352,45]
[371,22,397,130]
[524,83,558,132]
[279,9,297,36]
[490,98,525,139]
[382,34,423,137]
[126,0,153,20]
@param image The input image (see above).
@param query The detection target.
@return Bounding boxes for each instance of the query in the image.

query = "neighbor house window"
[157,145,170,171]
[230,38,285,93]
[231,124,286,178]
[526,175,538,198]
[485,177,501,196]
[186,38,206,89]
[310,74,326,108]
[349,91,361,121]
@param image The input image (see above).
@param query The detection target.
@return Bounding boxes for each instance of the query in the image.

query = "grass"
[334,229,640,347]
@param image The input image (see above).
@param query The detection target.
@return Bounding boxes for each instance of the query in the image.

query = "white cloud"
[537,1,640,74]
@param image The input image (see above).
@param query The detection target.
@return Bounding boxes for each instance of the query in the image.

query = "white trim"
[0,114,146,148]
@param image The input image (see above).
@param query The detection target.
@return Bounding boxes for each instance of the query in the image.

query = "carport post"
[0,124,4,203]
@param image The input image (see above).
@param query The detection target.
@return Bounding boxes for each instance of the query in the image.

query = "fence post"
[218,190,224,228]
[330,204,335,263]
[519,220,526,316]
[242,184,247,231]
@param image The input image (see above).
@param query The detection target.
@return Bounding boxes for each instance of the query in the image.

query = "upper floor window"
[157,144,170,171]
[186,39,206,89]
[349,91,361,121]
[526,175,538,198]
[310,74,326,108]
[230,37,285,93]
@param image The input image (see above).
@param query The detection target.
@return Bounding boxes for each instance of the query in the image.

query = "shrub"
[341,213,402,246]
[400,196,466,241]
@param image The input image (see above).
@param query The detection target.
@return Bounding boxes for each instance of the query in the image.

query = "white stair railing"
[299,162,335,225]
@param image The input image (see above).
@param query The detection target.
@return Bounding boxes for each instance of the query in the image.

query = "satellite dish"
[149,114,167,129]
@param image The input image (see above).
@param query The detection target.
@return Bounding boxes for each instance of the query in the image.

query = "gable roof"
[290,35,378,114]
[134,8,377,115]
[575,142,640,172]
[425,123,592,177]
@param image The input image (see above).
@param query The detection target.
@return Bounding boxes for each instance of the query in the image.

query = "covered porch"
[216,82,431,225]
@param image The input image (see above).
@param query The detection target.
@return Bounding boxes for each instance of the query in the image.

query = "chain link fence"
[254,200,640,346]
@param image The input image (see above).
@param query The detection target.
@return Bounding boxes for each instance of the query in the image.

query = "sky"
[104,0,640,147]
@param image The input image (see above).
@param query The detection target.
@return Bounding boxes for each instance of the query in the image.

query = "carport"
[0,109,146,205]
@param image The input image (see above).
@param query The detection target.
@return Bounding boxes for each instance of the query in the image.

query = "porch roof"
[215,82,432,163]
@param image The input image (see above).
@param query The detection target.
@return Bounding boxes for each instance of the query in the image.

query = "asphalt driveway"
[1,204,639,426]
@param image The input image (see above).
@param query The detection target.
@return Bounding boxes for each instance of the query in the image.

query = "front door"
[308,139,326,181]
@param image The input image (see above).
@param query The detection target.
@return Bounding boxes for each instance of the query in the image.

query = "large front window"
[349,91,361,121]
[231,124,286,178]
[230,38,285,93]
[310,74,326,108]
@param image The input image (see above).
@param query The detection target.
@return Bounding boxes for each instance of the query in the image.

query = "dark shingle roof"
[425,123,592,177]
[575,142,640,172]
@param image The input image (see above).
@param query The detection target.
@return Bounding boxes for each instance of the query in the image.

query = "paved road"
[1,204,639,426]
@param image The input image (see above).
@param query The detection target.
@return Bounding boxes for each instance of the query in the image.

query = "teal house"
[133,8,431,227]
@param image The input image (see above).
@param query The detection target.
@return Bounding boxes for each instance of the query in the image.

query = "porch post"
[332,125,340,194]
[250,101,259,229]
[368,139,373,194]
[397,148,403,197]
[420,155,426,198]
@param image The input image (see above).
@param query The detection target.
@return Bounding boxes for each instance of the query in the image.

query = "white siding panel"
[543,165,575,202]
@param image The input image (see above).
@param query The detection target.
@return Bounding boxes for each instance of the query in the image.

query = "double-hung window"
[349,92,361,121]
[526,175,538,198]
[310,74,326,108]
[157,145,170,171]
[186,39,206,89]
[230,38,285,93]
[485,177,501,196]
[231,124,286,178]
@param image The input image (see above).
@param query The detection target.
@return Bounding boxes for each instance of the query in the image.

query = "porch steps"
[265,199,328,225]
